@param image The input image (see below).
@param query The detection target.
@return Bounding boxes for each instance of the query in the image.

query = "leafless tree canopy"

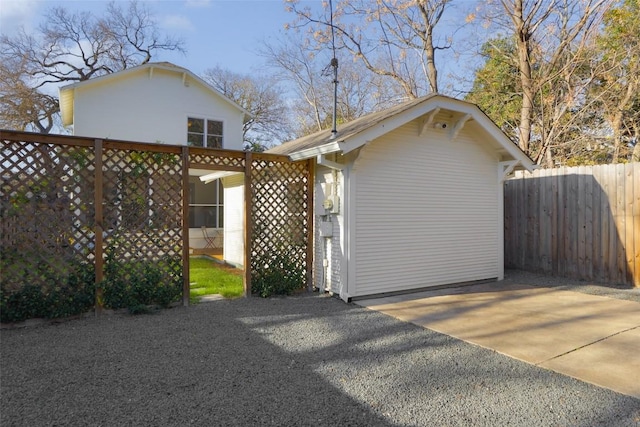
[0,1,184,133]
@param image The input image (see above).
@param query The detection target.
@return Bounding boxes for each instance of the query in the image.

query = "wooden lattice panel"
[101,148,183,283]
[189,147,245,170]
[1,138,95,290]
[250,158,310,287]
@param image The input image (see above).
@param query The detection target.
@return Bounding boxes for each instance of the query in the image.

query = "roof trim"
[58,62,251,127]
[288,141,341,161]
[274,94,534,172]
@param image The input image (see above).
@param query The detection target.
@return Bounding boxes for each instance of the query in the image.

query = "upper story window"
[187,117,223,148]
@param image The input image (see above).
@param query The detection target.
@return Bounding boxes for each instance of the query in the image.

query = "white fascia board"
[340,98,469,154]
[200,170,243,183]
[288,141,342,161]
[473,113,536,172]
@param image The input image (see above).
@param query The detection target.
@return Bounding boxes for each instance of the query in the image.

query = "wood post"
[94,139,104,314]
[181,146,190,306]
[243,151,253,297]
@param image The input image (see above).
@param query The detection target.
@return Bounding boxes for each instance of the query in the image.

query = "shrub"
[0,261,95,323]
[101,256,182,313]
[251,249,306,298]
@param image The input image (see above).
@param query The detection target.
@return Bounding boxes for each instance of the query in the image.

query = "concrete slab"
[357,282,640,399]
[539,327,640,398]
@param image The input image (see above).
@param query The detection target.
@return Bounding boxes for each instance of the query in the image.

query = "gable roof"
[268,94,535,171]
[58,62,250,127]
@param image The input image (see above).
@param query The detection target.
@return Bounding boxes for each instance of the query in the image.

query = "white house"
[59,62,250,265]
[268,94,536,301]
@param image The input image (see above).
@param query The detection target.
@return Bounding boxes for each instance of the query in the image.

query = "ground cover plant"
[189,256,243,299]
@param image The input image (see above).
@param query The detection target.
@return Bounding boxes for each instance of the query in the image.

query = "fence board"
[625,163,635,285]
[505,163,639,287]
[616,164,627,283]
[633,165,640,287]
[584,166,594,279]
[549,169,558,274]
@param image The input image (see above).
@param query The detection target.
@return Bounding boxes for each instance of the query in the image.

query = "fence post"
[243,151,253,297]
[181,146,190,306]
[94,139,104,314]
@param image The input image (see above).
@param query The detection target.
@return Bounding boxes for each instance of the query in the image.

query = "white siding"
[222,174,245,267]
[352,118,500,297]
[314,167,344,294]
[72,68,245,149]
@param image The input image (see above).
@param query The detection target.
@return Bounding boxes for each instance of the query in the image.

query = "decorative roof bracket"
[419,108,441,136]
[449,114,472,140]
[498,160,520,183]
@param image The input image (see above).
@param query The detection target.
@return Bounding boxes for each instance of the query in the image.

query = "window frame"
[187,116,224,149]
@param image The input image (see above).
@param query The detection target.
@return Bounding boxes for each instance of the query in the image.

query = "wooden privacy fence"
[504,163,640,287]
[1,130,312,311]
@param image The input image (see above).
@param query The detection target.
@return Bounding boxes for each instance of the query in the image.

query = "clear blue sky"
[0,0,311,76]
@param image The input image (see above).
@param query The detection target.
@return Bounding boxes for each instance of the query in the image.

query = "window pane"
[218,206,224,228]
[188,117,204,133]
[187,133,204,147]
[207,135,222,149]
[188,206,218,228]
[207,120,223,136]
[189,177,217,204]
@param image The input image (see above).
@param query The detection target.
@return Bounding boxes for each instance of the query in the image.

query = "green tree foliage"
[590,0,640,162]
[466,38,522,142]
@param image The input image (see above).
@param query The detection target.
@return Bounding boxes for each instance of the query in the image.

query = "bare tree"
[286,0,452,99]
[202,66,294,150]
[262,34,403,137]
[0,58,58,133]
[0,1,184,133]
[473,0,611,158]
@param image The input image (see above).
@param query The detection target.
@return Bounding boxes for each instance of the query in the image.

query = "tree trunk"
[424,29,438,93]
[514,0,534,155]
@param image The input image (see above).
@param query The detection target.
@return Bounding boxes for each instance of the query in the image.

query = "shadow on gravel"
[1,294,639,426]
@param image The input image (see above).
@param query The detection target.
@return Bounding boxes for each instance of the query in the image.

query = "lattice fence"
[99,145,184,308]
[1,131,312,320]
[250,156,311,290]
[1,138,96,293]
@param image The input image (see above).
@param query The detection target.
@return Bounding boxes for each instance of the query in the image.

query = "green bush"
[101,257,182,313]
[0,262,95,323]
[0,250,182,322]
[251,249,306,298]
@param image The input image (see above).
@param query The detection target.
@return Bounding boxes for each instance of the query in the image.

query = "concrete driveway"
[357,278,640,399]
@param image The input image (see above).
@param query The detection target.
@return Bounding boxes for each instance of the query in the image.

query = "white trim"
[286,96,536,173]
[186,115,225,149]
[200,171,242,183]
[343,162,356,302]
[316,154,344,171]
[288,141,341,161]
[499,160,520,183]
[419,108,440,136]
[449,114,472,139]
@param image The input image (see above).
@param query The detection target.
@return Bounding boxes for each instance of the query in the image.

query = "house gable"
[58,62,249,149]
[269,94,535,175]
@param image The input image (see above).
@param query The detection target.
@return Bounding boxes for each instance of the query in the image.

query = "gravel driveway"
[2,274,640,426]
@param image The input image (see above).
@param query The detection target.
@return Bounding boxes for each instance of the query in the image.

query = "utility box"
[319,221,333,237]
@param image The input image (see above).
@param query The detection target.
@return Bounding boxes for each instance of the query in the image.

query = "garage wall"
[352,117,500,297]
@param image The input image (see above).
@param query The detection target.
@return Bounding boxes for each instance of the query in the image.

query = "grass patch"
[189,257,243,300]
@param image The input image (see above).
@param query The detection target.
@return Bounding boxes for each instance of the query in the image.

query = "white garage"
[268,94,535,301]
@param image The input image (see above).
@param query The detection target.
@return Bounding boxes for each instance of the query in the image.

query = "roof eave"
[288,141,342,161]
